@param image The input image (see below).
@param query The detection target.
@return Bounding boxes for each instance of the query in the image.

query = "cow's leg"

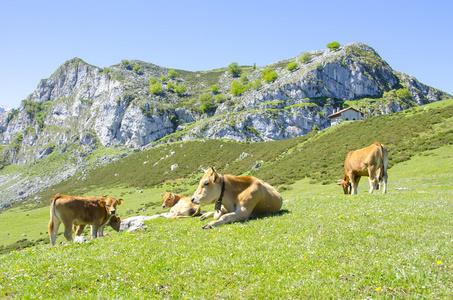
[49,218,61,246]
[98,226,104,237]
[74,224,86,236]
[62,220,74,242]
[202,207,253,229]
[199,211,216,220]
[368,177,376,194]
[350,175,360,194]
[381,173,387,194]
[90,224,99,239]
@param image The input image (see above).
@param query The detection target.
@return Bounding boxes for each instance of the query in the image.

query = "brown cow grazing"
[48,194,123,245]
[337,142,388,194]
[73,215,122,237]
[191,168,282,229]
[160,192,201,219]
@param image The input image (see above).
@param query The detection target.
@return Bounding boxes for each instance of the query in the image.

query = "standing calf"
[48,194,123,245]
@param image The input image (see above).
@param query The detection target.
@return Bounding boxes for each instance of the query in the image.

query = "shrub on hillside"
[228,62,242,77]
[150,83,163,95]
[168,69,178,79]
[396,88,412,100]
[299,52,311,63]
[261,68,278,83]
[287,62,299,71]
[327,41,341,51]
[175,84,187,96]
[199,93,216,114]
[133,65,140,72]
[230,80,250,96]
[211,84,220,94]
[252,79,263,91]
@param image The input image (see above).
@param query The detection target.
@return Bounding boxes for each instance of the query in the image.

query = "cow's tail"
[377,143,388,182]
[48,194,61,234]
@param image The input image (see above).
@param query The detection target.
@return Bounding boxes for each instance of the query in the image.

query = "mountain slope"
[0,42,451,206]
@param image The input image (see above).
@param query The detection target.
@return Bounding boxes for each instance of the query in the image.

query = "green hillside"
[0,100,453,298]
[22,98,452,205]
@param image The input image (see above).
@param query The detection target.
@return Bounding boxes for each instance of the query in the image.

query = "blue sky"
[1,0,452,109]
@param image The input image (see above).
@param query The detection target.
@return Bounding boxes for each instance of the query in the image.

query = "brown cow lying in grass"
[160,192,201,219]
[48,194,123,245]
[191,168,282,228]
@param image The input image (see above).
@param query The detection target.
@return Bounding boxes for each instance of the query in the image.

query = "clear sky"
[1,0,452,109]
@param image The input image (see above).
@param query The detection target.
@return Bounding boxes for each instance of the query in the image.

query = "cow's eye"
[203,181,209,187]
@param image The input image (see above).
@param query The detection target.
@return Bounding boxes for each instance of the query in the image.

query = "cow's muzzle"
[191,197,199,204]
[109,210,116,215]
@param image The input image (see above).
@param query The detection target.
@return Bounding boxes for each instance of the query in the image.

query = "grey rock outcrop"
[0,42,450,207]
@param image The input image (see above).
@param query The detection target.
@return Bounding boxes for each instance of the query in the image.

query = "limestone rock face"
[0,43,450,206]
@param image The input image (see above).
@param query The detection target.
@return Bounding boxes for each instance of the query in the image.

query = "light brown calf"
[48,194,123,245]
[191,168,282,228]
[337,141,388,194]
[160,192,201,219]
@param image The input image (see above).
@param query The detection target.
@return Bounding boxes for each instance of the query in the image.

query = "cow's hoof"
[202,224,212,229]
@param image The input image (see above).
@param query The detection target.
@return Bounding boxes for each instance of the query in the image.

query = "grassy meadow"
[0,99,453,298]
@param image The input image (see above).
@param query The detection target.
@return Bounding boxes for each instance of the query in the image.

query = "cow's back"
[250,179,282,215]
[54,196,106,225]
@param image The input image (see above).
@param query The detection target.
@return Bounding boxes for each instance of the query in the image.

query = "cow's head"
[101,197,123,215]
[191,167,222,205]
[108,215,122,232]
[161,192,177,208]
[336,175,351,194]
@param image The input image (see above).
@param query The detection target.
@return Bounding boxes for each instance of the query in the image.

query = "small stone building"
[327,107,364,126]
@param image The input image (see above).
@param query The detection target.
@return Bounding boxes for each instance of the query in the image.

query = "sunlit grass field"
[1,145,452,299]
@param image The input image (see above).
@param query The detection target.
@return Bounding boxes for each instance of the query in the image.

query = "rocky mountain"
[0,42,450,207]
[0,105,8,114]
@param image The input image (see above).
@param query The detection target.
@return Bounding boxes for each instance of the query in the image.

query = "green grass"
[1,146,452,298]
[1,100,453,298]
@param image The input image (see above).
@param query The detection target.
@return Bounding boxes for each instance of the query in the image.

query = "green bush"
[326,41,341,51]
[211,84,220,94]
[240,74,249,85]
[215,94,228,103]
[286,62,298,71]
[133,65,140,72]
[261,68,278,83]
[252,79,263,91]
[228,62,242,77]
[396,88,412,100]
[230,80,250,96]
[315,63,323,71]
[168,69,178,79]
[150,83,163,95]
[121,59,130,67]
[175,84,187,96]
[198,93,216,114]
[167,82,176,92]
[161,76,167,82]
[150,78,157,85]
[299,52,311,63]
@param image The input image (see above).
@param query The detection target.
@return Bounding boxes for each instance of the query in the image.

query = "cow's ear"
[171,194,175,200]
[100,201,105,208]
[212,172,219,183]
[118,198,123,205]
